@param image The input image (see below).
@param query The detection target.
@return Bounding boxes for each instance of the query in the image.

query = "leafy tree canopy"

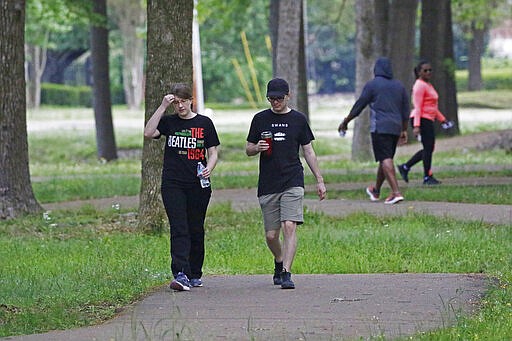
[26,0,99,49]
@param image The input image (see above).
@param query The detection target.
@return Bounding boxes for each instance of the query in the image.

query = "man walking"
[246,78,326,289]
[339,57,409,204]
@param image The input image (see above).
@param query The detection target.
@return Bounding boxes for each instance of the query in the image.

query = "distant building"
[489,20,512,58]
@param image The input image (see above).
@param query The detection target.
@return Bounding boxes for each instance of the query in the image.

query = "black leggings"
[161,185,211,279]
[405,118,436,177]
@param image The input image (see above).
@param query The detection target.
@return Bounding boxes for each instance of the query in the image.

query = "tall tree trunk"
[274,0,309,118]
[373,0,417,93]
[90,0,117,161]
[374,0,389,56]
[139,0,193,232]
[468,21,486,91]
[269,0,279,77]
[0,0,42,219]
[25,42,47,109]
[352,0,374,162]
[121,23,145,109]
[109,0,146,110]
[297,0,309,118]
[420,0,459,136]
[388,0,418,94]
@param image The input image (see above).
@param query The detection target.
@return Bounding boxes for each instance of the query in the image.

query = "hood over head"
[374,57,393,79]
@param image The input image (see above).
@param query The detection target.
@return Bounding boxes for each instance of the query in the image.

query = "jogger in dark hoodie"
[338,57,409,204]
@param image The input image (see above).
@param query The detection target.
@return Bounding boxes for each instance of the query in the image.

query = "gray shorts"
[258,187,304,231]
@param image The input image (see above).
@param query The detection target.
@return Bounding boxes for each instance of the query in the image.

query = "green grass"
[0,208,170,335]
[28,127,512,204]
[1,205,511,339]
[33,175,140,203]
[456,66,512,96]
[457,89,512,109]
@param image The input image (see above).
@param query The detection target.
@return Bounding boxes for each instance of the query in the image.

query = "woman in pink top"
[397,60,449,185]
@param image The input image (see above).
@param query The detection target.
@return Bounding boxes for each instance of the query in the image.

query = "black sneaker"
[273,271,282,285]
[423,176,441,185]
[280,271,295,289]
[398,164,409,183]
[273,260,283,285]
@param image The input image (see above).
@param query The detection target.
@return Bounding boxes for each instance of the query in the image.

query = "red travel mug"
[261,131,273,156]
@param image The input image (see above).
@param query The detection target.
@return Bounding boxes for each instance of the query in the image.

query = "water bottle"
[441,121,455,130]
[260,131,273,156]
[197,162,210,188]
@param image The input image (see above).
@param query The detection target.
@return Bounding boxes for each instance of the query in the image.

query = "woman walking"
[398,60,450,185]
[144,83,220,291]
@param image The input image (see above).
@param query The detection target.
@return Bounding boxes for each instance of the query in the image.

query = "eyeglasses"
[267,96,285,103]
[422,68,432,73]
[173,98,190,104]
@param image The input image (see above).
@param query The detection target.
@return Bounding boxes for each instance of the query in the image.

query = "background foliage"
[27,0,512,105]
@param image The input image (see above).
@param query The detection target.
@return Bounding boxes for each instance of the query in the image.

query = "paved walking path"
[43,176,512,226]
[4,274,487,341]
[5,178,511,341]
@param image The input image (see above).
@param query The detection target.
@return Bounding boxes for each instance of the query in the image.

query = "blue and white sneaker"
[170,272,191,291]
[190,278,203,287]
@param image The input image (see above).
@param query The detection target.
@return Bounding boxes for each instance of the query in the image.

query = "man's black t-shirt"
[157,114,220,188]
[247,109,314,196]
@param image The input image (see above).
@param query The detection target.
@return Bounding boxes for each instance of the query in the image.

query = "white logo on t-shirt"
[274,132,286,141]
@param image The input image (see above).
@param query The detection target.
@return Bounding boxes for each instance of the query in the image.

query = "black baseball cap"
[266,78,289,97]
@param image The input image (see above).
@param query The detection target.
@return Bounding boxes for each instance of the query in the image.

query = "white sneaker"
[384,194,404,205]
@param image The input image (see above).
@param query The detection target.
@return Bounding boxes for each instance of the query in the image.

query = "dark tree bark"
[42,49,88,84]
[0,0,42,219]
[420,0,459,136]
[350,0,417,160]
[352,0,375,162]
[297,2,308,118]
[468,21,486,91]
[272,0,309,119]
[90,0,117,161]
[374,0,389,56]
[387,0,418,94]
[269,0,279,75]
[139,0,193,232]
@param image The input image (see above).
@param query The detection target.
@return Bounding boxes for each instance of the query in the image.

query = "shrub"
[41,83,126,107]
[41,83,92,107]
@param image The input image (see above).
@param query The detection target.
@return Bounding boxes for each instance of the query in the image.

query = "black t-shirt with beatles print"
[247,109,314,196]
[157,114,220,188]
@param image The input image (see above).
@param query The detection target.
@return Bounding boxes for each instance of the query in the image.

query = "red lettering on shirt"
[191,127,204,138]
[187,148,205,160]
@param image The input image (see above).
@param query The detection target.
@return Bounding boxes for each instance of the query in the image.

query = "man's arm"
[398,88,410,146]
[246,140,270,156]
[302,143,326,201]
[338,85,372,133]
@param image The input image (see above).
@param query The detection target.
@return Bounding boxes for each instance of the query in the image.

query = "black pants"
[161,185,211,279]
[405,117,435,177]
